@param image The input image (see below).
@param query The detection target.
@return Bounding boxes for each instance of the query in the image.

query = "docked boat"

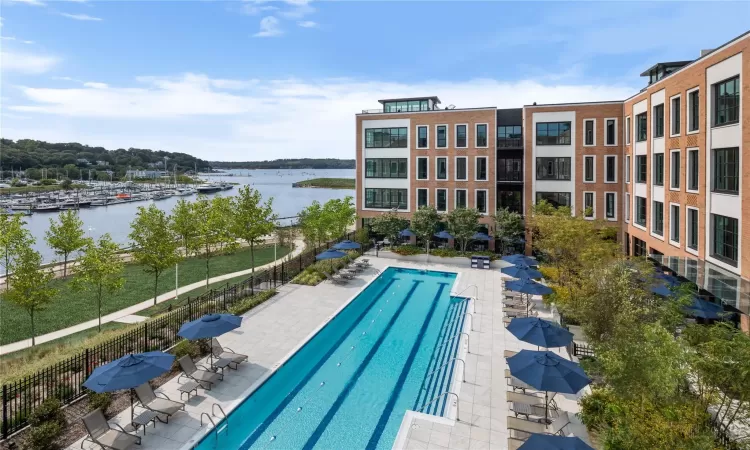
[196,183,222,193]
[33,203,61,212]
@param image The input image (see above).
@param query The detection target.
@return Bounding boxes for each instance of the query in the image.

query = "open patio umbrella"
[178,313,243,368]
[471,232,492,241]
[501,264,543,280]
[506,278,553,316]
[83,351,175,424]
[508,317,573,350]
[316,249,347,273]
[684,297,727,320]
[656,272,681,287]
[502,254,538,267]
[434,230,453,239]
[333,240,361,250]
[507,350,591,424]
[398,229,415,238]
[518,434,594,450]
[650,283,674,297]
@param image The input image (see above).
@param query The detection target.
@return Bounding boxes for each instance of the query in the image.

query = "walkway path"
[0,239,306,356]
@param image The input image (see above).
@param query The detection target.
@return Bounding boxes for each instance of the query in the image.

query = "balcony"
[498,158,523,183]
[498,171,523,182]
[497,137,523,149]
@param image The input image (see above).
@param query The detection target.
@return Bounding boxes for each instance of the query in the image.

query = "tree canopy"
[44,210,89,277]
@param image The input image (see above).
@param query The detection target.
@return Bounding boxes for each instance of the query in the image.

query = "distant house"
[95,160,109,166]
[126,169,167,178]
[76,158,90,165]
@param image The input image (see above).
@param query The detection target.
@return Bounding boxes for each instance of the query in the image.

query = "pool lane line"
[237,276,399,450]
[438,300,467,416]
[365,282,450,450]
[300,279,424,450]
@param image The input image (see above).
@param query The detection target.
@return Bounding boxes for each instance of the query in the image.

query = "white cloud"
[1,50,59,74]
[5,0,45,6]
[254,16,282,37]
[1,36,34,44]
[59,13,102,21]
[83,81,108,89]
[240,2,276,16]
[297,20,317,28]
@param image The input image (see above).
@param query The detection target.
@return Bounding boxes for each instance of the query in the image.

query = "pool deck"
[68,254,591,450]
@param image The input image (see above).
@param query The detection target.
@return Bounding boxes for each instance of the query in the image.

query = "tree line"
[0,186,276,346]
[210,158,355,170]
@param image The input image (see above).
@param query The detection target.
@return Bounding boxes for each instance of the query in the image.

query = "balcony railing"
[497,171,523,182]
[497,137,523,148]
[362,109,385,114]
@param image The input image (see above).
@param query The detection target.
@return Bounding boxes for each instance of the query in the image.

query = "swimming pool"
[193,267,468,450]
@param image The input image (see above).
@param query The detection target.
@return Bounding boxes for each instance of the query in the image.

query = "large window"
[417,189,428,208]
[498,158,523,182]
[498,190,522,213]
[584,156,595,182]
[688,90,700,132]
[456,125,467,148]
[436,125,447,148]
[687,208,699,251]
[365,127,407,148]
[653,200,664,236]
[712,147,739,194]
[605,193,616,220]
[536,157,571,181]
[417,126,428,149]
[633,237,647,257]
[584,119,594,146]
[606,119,616,145]
[416,157,428,180]
[653,104,664,138]
[670,204,680,243]
[605,155,616,183]
[670,150,680,189]
[365,158,408,178]
[635,196,646,226]
[365,188,407,209]
[476,190,487,214]
[436,189,447,212]
[536,122,571,145]
[671,96,681,136]
[497,125,522,148]
[653,153,664,186]
[584,192,594,218]
[636,155,647,183]
[536,192,571,208]
[455,189,468,208]
[436,157,448,180]
[456,157,468,180]
[383,100,429,112]
[475,157,488,181]
[476,124,487,147]
[714,76,739,126]
[712,214,738,266]
[688,149,699,191]
[636,112,648,141]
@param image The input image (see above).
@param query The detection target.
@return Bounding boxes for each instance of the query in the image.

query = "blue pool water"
[193,267,467,450]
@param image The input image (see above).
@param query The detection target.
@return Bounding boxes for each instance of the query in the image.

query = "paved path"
[0,239,306,356]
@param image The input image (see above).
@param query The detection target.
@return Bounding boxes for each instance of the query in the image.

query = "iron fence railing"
[1,232,361,440]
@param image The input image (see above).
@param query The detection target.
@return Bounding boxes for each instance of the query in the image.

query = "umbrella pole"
[130,388,134,427]
[545,391,549,425]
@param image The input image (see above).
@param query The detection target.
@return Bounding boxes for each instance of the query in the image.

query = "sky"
[1,1,749,162]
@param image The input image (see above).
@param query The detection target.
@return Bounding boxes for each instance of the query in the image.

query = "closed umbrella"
[519,434,594,450]
[333,240,361,250]
[501,264,543,280]
[508,317,573,350]
[507,350,591,424]
[178,313,242,367]
[684,297,726,320]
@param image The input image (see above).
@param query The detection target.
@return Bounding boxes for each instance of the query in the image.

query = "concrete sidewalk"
[0,239,306,356]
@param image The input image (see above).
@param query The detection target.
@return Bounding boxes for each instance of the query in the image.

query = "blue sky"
[1,1,749,161]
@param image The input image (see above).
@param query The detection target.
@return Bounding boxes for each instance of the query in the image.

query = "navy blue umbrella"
[519,434,594,450]
[399,229,415,238]
[684,297,726,320]
[502,254,537,267]
[508,317,573,349]
[501,264,543,280]
[333,240,361,250]
[656,272,681,287]
[506,278,553,296]
[434,230,453,239]
[178,314,242,340]
[651,283,674,297]
[508,350,591,423]
[316,249,347,260]
[471,232,492,241]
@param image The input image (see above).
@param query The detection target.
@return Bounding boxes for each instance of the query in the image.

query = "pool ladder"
[200,403,228,441]
[418,391,460,421]
[423,357,466,383]
[452,285,478,313]
[436,332,471,353]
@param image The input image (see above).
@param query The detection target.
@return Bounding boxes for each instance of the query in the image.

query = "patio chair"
[324,271,349,285]
[507,411,571,440]
[212,341,248,366]
[134,383,185,423]
[338,269,356,279]
[508,437,526,450]
[82,409,141,450]
[505,369,536,393]
[178,356,223,390]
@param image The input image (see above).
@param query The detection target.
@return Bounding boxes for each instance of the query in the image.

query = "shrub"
[391,245,423,256]
[172,340,201,361]
[28,398,65,429]
[24,421,63,450]
[228,289,277,315]
[51,383,74,402]
[87,392,112,414]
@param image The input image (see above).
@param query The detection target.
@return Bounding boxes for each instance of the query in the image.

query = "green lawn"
[0,244,291,345]
[293,178,355,189]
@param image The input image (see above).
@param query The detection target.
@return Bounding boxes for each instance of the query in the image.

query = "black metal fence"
[571,342,595,358]
[1,232,360,439]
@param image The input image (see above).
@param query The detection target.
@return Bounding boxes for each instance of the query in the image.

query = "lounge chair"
[178,356,223,390]
[212,341,248,366]
[347,263,364,272]
[82,409,141,450]
[338,270,356,279]
[508,437,526,450]
[507,411,570,440]
[134,383,185,422]
[326,271,349,284]
[505,369,536,393]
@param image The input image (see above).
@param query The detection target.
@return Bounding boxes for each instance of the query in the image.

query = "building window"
[536,157,571,181]
[636,155,647,183]
[625,155,630,183]
[653,104,664,138]
[498,189,522,213]
[417,189,428,208]
[584,156,595,182]
[584,192,594,218]
[712,147,739,194]
[475,124,487,147]
[670,204,680,243]
[670,150,680,189]
[625,193,630,222]
[688,90,699,132]
[633,237,647,257]
[605,193,616,220]
[365,127,408,148]
[687,208,699,251]
[536,122,571,145]
[497,125,522,148]
[436,189,447,212]
[605,119,616,145]
[475,157,488,181]
[625,116,631,144]
[714,76,739,126]
[365,188,408,209]
[498,158,523,182]
[436,125,447,148]
[476,190,488,214]
[536,192,571,208]
[384,100,429,112]
[436,157,448,180]
[417,126,428,149]
[654,153,666,187]
[605,155,616,183]
[688,149,699,191]
[584,119,594,146]
[455,189,468,209]
[671,96,681,136]
[456,125,467,148]
[456,157,467,180]
[635,196,646,227]
[653,201,664,236]
[365,158,408,178]
[636,112,647,141]
[712,214,738,266]
[416,157,428,180]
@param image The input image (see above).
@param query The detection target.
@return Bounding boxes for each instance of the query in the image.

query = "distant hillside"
[211,158,355,170]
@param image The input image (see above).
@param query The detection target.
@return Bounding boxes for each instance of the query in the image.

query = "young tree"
[170,199,198,258]
[411,206,440,255]
[231,186,278,277]
[45,210,89,277]
[323,196,356,239]
[71,234,125,331]
[193,196,237,288]
[210,196,237,252]
[370,212,408,247]
[494,207,524,252]
[298,201,328,248]
[4,246,57,346]
[128,204,181,305]
[0,213,33,291]
[445,207,480,252]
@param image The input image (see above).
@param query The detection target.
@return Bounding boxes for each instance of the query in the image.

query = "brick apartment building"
[355,30,749,326]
